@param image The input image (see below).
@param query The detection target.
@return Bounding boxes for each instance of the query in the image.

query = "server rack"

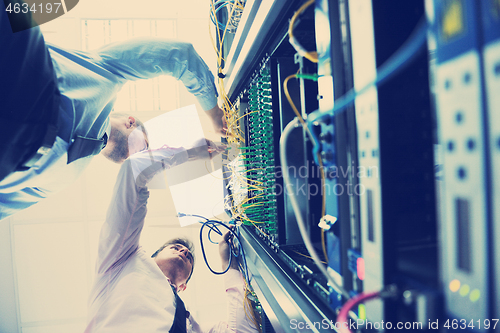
[427,0,500,329]
[348,0,439,324]
[218,0,340,331]
[217,0,499,331]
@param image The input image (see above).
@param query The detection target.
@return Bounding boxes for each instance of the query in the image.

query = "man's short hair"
[151,237,195,283]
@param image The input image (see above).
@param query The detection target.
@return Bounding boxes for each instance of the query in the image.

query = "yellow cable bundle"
[209,0,246,146]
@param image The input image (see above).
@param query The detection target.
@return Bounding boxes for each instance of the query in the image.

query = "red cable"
[336,291,381,333]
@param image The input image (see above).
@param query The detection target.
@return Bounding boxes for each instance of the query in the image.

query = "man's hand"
[219,226,239,271]
[206,105,227,137]
[186,139,226,161]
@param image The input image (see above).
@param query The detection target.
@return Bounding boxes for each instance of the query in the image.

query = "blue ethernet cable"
[307,17,429,166]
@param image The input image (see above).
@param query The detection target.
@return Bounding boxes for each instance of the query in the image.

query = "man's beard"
[107,128,129,163]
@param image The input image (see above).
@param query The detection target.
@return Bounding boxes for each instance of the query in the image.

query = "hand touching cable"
[219,226,239,271]
[186,138,226,161]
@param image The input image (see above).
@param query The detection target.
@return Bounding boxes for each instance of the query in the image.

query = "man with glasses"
[84,141,258,333]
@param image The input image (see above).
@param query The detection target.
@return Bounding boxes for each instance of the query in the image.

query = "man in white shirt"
[84,141,258,333]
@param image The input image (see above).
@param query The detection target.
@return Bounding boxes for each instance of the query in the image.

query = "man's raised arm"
[95,146,189,275]
[95,139,224,275]
[94,38,225,135]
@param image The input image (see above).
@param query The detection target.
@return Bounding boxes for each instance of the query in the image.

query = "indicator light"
[358,304,366,320]
[442,0,464,40]
[459,284,470,297]
[469,289,480,302]
[449,279,460,292]
[357,257,365,281]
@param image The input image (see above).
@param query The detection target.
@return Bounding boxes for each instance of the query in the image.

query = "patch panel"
[240,67,279,236]
[225,46,336,313]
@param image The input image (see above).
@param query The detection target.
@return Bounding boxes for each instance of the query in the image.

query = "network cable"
[335,286,398,333]
[336,290,381,333]
[307,17,429,165]
[280,117,350,299]
[209,0,248,146]
[283,71,330,262]
[179,212,260,330]
[179,213,250,280]
[209,0,245,31]
[278,13,428,312]
[199,220,236,274]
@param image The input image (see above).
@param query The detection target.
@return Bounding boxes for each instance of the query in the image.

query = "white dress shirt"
[84,147,258,333]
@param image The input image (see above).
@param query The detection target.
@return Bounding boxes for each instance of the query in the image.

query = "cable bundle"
[209,0,245,32]
[190,214,262,331]
[209,0,246,146]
